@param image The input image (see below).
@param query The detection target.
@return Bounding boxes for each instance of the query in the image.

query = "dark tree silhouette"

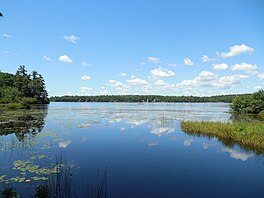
[0,12,3,17]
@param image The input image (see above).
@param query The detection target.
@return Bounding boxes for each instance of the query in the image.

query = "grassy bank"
[181,121,264,153]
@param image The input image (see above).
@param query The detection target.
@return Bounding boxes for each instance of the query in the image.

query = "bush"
[231,90,264,114]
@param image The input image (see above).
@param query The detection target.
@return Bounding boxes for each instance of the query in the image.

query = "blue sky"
[1,0,264,96]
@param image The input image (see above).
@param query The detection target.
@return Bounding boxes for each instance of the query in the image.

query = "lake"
[0,102,264,198]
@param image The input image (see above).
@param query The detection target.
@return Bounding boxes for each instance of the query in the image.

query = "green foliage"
[0,66,49,105]
[231,90,264,114]
[181,121,264,153]
[50,94,244,103]
[35,185,49,198]
[1,188,18,198]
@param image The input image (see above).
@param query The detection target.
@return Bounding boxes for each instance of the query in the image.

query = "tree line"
[231,90,264,115]
[0,66,49,105]
[50,94,249,103]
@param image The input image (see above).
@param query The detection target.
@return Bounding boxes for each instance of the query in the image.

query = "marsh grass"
[181,121,264,153]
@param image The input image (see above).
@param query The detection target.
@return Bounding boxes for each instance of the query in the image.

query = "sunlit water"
[0,102,264,198]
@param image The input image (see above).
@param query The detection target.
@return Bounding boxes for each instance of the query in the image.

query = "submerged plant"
[0,188,18,198]
[35,184,49,198]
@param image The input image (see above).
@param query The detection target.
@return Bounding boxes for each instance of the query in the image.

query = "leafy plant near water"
[0,155,63,185]
[231,90,264,114]
[181,121,264,153]
[0,187,18,198]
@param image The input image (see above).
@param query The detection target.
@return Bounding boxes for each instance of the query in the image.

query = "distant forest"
[50,94,250,103]
[0,66,49,105]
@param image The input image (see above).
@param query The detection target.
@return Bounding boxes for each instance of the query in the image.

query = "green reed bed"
[181,121,264,153]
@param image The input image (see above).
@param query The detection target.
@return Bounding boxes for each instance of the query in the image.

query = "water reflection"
[0,105,48,140]
[1,102,264,198]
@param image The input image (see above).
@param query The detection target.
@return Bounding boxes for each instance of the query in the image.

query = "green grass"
[181,121,264,153]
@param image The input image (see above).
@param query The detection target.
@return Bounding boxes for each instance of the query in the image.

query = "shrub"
[231,90,264,114]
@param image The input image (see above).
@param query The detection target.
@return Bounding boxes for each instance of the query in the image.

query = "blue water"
[0,102,263,197]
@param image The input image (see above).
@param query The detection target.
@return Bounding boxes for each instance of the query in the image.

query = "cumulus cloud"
[108,79,129,93]
[254,85,262,90]
[155,79,174,91]
[81,75,91,81]
[63,35,80,43]
[43,55,52,61]
[176,71,217,88]
[213,63,229,71]
[80,87,93,94]
[147,57,161,63]
[201,55,215,62]
[197,71,218,82]
[219,44,254,58]
[231,62,257,72]
[2,33,11,38]
[126,78,148,86]
[183,58,194,66]
[215,75,249,89]
[176,70,248,90]
[258,73,264,80]
[59,55,72,63]
[151,67,175,78]
[82,61,91,67]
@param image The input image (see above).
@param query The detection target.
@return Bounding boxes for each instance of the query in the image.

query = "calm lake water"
[0,102,264,198]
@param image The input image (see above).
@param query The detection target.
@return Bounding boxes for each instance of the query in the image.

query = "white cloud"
[246,70,259,76]
[81,75,91,81]
[141,85,153,93]
[108,79,129,93]
[220,44,254,58]
[63,35,80,43]
[59,55,72,63]
[201,55,215,62]
[2,33,11,38]
[197,71,218,82]
[215,75,249,89]
[127,78,148,86]
[82,61,91,67]
[43,55,52,61]
[151,67,175,78]
[155,79,167,87]
[231,62,257,71]
[254,85,262,90]
[176,71,217,88]
[148,56,161,63]
[183,58,194,66]
[176,71,248,90]
[140,62,146,65]
[213,63,229,71]
[258,73,264,80]
[80,87,93,94]
[168,63,177,67]
[119,72,127,77]
[155,79,174,91]
[222,148,253,161]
